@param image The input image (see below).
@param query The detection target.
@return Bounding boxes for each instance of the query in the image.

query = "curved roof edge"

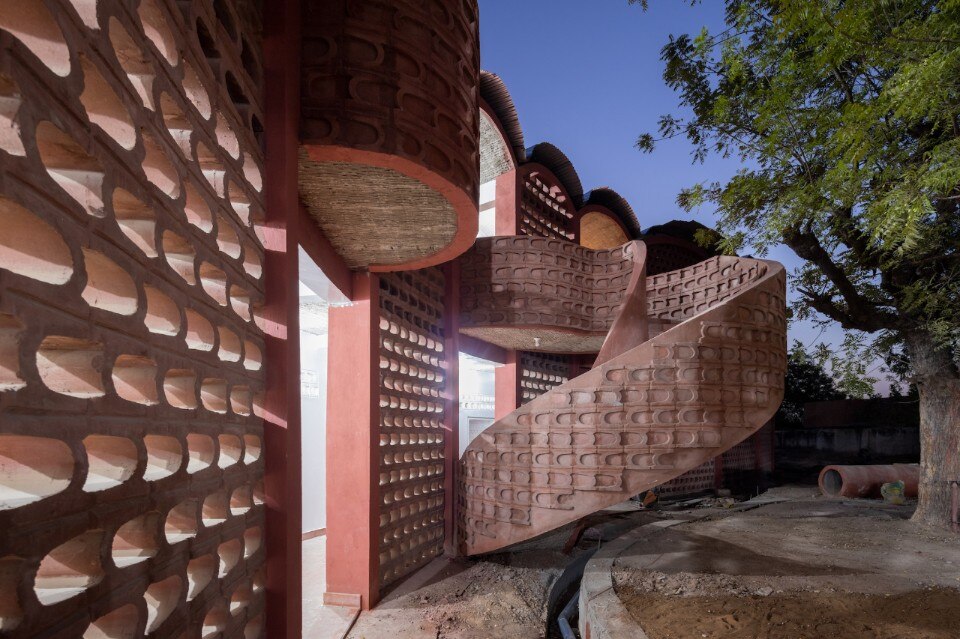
[583,187,642,238]
[525,142,585,209]
[479,71,526,162]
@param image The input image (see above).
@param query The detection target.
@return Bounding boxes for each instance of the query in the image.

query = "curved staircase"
[458,236,787,555]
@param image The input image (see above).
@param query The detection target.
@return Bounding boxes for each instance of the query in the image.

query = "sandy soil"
[612,487,960,639]
[347,509,653,639]
[618,588,960,639]
[344,486,960,639]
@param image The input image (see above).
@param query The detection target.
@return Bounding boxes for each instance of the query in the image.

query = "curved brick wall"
[459,252,787,555]
[0,0,265,636]
[459,236,635,353]
[300,0,480,271]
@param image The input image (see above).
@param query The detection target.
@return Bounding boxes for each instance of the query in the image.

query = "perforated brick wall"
[0,0,265,636]
[722,438,757,472]
[656,459,717,499]
[514,172,577,402]
[377,269,447,589]
[519,171,576,241]
[645,241,707,276]
[519,352,570,405]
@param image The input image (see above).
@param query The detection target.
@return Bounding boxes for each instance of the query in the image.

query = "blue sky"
[478,0,889,392]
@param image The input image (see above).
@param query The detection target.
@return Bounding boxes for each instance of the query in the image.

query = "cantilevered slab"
[299,0,480,271]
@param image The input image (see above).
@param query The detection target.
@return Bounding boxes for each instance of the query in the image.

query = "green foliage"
[640,0,960,379]
[777,340,847,428]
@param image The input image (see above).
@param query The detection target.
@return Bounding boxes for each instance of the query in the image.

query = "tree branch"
[784,225,901,331]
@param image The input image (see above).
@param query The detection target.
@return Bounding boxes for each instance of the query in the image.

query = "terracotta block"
[0,1,266,636]
[459,238,786,555]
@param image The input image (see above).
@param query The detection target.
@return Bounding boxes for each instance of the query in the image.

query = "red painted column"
[325,272,381,610]
[494,170,520,235]
[494,168,520,422]
[443,261,461,557]
[262,0,302,635]
[495,349,520,420]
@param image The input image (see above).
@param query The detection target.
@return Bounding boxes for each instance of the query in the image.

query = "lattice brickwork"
[656,459,716,499]
[520,353,569,405]
[755,422,775,473]
[645,242,707,276]
[519,172,575,241]
[721,437,757,471]
[461,254,786,554]
[0,0,265,636]
[378,269,447,589]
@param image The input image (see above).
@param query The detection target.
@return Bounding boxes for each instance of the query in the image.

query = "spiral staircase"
[458,236,787,555]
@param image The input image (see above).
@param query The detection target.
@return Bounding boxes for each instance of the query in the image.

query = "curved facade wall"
[0,0,266,636]
[300,0,480,271]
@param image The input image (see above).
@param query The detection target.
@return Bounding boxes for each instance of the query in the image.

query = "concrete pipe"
[818,464,920,499]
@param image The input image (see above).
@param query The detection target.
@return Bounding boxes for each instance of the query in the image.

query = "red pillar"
[495,170,520,235]
[262,0,302,635]
[325,272,381,610]
[495,350,520,420]
[443,261,461,557]
[494,167,521,422]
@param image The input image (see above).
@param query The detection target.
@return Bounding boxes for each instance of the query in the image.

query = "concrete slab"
[303,535,360,639]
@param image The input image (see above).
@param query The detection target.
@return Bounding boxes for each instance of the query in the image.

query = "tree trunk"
[905,330,960,528]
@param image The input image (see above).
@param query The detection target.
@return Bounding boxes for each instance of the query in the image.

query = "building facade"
[0,1,783,637]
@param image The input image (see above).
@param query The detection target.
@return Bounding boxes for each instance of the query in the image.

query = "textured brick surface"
[519,353,570,406]
[377,269,447,589]
[459,248,787,555]
[644,239,709,276]
[459,237,635,354]
[0,0,265,636]
[656,459,717,499]
[299,0,480,271]
[519,168,576,241]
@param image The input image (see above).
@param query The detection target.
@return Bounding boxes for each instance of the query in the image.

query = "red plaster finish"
[495,170,521,236]
[262,0,302,634]
[460,334,508,365]
[443,261,461,557]
[495,350,520,421]
[459,239,786,555]
[0,1,267,636]
[296,202,352,300]
[325,272,381,610]
[299,0,480,272]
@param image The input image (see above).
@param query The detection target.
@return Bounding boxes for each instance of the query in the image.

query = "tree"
[777,341,847,429]
[639,0,960,526]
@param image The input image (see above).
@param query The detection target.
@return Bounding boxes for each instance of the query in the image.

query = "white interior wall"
[478,180,497,237]
[459,353,498,456]
[300,326,328,533]
[298,247,349,535]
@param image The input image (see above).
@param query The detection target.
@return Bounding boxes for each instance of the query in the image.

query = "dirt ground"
[613,486,960,639]
[344,486,960,639]
[346,508,652,639]
[617,589,960,639]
